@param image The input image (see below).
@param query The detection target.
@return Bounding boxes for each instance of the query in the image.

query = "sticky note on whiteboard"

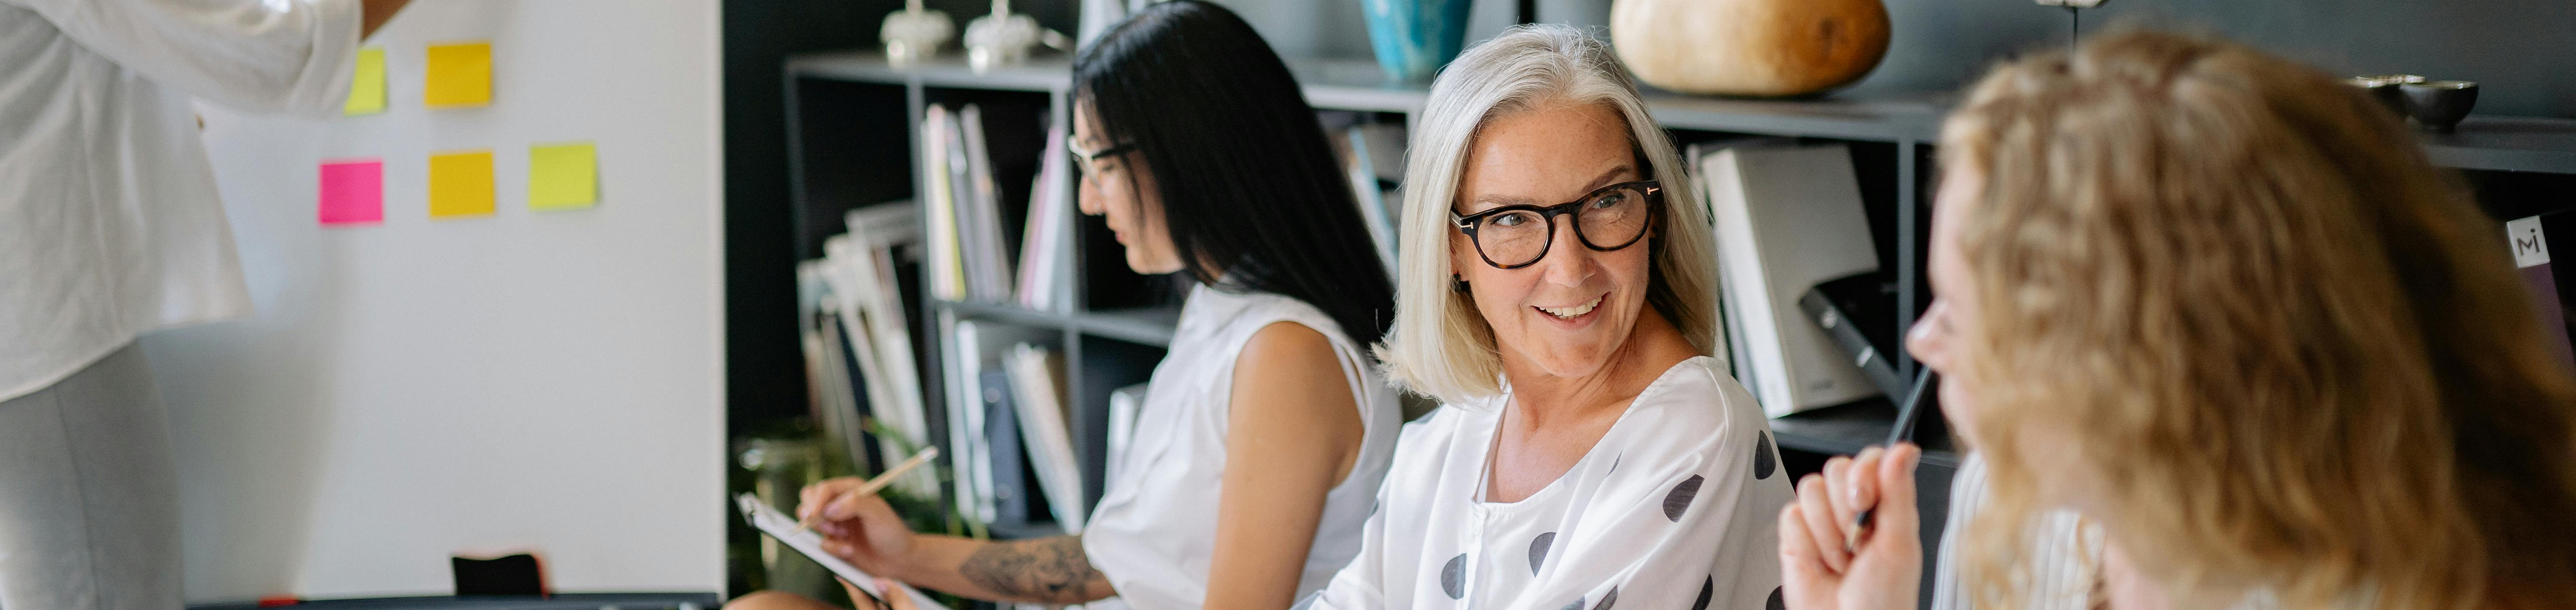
[318,159,383,225]
[345,47,386,116]
[428,150,496,218]
[528,142,598,210]
[425,41,492,108]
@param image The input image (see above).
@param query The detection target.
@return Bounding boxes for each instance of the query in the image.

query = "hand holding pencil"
[795,447,939,578]
[1776,369,1934,610]
[1779,443,1924,610]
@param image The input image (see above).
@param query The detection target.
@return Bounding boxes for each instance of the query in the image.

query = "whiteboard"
[140,0,724,601]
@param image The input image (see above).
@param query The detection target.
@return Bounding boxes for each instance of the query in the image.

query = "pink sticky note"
[319,159,384,225]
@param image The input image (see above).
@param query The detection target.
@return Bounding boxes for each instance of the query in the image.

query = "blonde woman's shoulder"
[1605,356,1771,466]
[1634,356,1761,424]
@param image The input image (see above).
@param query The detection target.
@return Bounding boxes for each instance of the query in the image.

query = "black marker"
[1845,367,1935,551]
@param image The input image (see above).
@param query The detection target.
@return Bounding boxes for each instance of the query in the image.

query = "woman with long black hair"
[725,3,1402,610]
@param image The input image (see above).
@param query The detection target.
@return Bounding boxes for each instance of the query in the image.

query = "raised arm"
[8,0,412,115]
[1204,321,1370,609]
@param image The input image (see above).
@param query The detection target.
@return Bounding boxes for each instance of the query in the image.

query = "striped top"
[1932,453,2276,610]
[1930,452,2103,610]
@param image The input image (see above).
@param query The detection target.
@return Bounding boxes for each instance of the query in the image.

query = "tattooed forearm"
[957,535,1113,604]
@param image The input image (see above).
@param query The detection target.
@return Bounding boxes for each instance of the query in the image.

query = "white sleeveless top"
[1083,283,1403,610]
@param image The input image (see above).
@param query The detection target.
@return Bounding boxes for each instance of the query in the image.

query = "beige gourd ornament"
[1610,0,1892,97]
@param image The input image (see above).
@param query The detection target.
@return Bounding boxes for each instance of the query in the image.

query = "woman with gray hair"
[1299,24,1794,610]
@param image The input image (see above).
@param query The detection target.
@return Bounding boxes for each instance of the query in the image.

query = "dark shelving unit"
[774,47,2576,608]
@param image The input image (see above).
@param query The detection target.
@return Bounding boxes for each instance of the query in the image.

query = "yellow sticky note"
[344,46,386,115]
[424,41,492,108]
[528,142,598,210]
[428,150,496,218]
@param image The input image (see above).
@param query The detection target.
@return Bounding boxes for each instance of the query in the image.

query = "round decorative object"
[1609,0,1892,97]
[2347,73,2426,116]
[2399,80,2479,133]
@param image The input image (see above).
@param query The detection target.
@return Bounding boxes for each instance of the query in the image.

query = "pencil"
[1846,368,1935,551]
[801,446,940,530]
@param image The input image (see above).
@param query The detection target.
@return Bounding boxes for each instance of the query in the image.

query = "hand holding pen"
[1775,369,1934,610]
[795,447,939,578]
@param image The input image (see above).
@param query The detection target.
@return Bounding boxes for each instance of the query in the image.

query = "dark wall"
[723,0,1077,425]
[724,0,877,426]
[1861,0,2576,117]
[1221,0,2576,118]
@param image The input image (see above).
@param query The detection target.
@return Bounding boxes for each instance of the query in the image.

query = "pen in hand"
[1846,368,1935,551]
[801,446,940,531]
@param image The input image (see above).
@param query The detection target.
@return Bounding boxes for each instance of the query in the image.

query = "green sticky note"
[345,46,386,116]
[528,142,598,210]
[428,150,496,218]
[425,41,492,108]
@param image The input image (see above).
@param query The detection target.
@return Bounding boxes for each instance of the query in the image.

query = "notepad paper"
[735,494,952,610]
[528,142,598,210]
[345,47,386,116]
[318,159,384,225]
[425,41,493,107]
[428,150,496,218]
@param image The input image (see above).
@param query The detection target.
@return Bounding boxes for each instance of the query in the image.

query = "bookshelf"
[784,48,2576,459]
[774,48,2576,607]
[779,51,1976,604]
[786,49,1962,460]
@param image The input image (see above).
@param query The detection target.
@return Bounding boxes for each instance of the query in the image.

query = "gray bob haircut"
[1372,24,1723,406]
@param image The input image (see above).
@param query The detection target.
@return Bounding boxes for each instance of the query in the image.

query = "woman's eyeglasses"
[1451,180,1661,269]
[1066,140,1134,185]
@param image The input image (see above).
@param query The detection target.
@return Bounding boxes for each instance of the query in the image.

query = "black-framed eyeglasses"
[1451,180,1661,269]
[1066,140,1134,184]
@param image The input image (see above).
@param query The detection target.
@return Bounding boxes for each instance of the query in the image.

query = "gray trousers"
[0,343,182,610]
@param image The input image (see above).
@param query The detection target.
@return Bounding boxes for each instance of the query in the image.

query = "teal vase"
[1361,0,1475,82]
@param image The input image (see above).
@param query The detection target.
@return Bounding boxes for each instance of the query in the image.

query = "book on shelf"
[2505,212,2576,371]
[942,107,982,300]
[925,103,1055,308]
[812,202,939,495]
[799,263,876,474]
[922,106,968,301]
[1697,140,1882,417]
[846,202,923,258]
[1004,342,1088,531]
[946,319,1051,525]
[981,369,1037,526]
[1016,123,1071,312]
[1682,142,1737,377]
[956,104,1018,303]
[1341,123,1399,275]
[946,319,991,524]
[1800,271,1908,402]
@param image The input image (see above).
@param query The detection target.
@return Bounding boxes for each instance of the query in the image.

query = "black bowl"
[2348,74,2424,117]
[2400,80,2479,133]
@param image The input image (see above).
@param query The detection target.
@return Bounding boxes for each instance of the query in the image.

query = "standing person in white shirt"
[729,3,1404,610]
[0,0,410,608]
[1297,24,1794,610]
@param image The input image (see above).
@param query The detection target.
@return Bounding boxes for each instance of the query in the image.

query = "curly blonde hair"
[1943,30,2576,610]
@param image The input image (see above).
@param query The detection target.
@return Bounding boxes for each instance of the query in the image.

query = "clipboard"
[735,493,954,610]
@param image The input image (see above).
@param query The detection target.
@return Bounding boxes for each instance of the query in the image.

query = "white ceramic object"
[965,0,1043,72]
[882,2,955,64]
